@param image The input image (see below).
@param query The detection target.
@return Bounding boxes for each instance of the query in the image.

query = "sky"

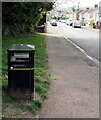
[77,0,100,7]
[56,0,101,10]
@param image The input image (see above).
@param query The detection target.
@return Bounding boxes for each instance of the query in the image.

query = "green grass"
[16,100,42,114]
[2,33,57,117]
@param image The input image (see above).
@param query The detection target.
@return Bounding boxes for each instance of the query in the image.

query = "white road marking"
[54,27,100,67]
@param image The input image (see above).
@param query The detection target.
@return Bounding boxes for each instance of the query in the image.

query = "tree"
[2,2,54,35]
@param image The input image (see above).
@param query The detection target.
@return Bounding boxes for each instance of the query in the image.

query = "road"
[53,22,99,61]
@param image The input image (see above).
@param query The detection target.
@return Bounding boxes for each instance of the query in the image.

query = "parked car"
[50,19,57,26]
[61,20,66,23]
[66,20,70,25]
[58,19,62,22]
[66,20,73,26]
[72,20,82,28]
[69,21,73,26]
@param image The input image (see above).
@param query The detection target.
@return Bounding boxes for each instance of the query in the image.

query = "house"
[79,8,90,25]
[79,4,99,26]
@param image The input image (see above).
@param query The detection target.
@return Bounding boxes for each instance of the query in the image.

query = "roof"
[87,7,99,13]
[79,7,99,14]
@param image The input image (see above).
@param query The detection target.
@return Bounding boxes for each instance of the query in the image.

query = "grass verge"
[2,33,56,118]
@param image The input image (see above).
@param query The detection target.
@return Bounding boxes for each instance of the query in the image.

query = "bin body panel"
[9,70,34,92]
[8,44,35,99]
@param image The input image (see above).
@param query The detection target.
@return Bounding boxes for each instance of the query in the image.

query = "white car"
[69,21,73,26]
[72,20,82,28]
[50,19,57,26]
[66,20,70,25]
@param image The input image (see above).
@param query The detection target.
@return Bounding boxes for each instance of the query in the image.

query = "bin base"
[10,91,34,99]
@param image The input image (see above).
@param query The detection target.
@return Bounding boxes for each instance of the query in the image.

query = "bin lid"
[8,44,35,51]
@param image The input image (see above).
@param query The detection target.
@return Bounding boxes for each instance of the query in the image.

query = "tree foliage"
[2,2,54,35]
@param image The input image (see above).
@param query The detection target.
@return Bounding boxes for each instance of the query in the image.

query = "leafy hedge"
[2,2,54,35]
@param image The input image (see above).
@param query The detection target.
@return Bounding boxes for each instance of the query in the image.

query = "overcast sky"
[56,0,101,9]
[77,0,100,7]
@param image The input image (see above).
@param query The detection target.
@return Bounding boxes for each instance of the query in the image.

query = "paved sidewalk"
[38,24,99,118]
[82,26,99,33]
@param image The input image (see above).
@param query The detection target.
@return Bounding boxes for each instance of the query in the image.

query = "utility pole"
[76,2,80,20]
[78,2,80,11]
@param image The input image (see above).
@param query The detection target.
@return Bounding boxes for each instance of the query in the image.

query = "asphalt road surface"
[53,22,99,61]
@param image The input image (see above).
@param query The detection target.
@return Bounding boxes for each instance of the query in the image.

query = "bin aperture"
[8,44,35,99]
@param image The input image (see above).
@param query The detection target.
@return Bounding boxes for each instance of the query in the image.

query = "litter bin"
[8,44,35,99]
